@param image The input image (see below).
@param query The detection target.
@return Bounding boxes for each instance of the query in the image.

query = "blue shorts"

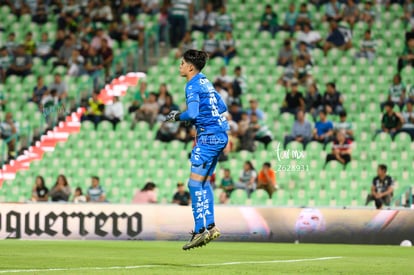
[190,132,228,177]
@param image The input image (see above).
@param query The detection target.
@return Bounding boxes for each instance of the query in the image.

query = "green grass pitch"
[0,240,413,274]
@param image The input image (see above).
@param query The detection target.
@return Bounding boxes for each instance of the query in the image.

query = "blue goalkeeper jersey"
[185,73,229,135]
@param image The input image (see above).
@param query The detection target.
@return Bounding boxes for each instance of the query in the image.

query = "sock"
[188,179,205,233]
[203,180,215,229]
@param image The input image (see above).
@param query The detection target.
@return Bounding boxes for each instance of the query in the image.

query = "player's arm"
[166,88,200,122]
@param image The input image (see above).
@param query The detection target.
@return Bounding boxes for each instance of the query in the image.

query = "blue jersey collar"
[187,73,205,87]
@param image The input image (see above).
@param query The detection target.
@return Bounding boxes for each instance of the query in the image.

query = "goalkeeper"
[166,50,229,250]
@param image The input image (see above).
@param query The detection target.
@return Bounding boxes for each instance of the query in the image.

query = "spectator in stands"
[229,102,242,123]
[381,74,406,111]
[246,99,265,120]
[32,0,48,24]
[158,5,169,45]
[31,76,48,106]
[406,20,414,42]
[7,0,31,17]
[6,45,32,77]
[90,0,113,23]
[91,28,113,51]
[132,182,157,204]
[99,38,113,80]
[192,2,216,35]
[128,81,148,114]
[235,161,257,198]
[335,111,354,140]
[175,31,197,59]
[49,74,68,101]
[323,0,343,22]
[203,31,222,59]
[23,32,36,56]
[401,100,414,138]
[31,175,49,202]
[49,174,71,202]
[0,113,17,161]
[58,0,81,31]
[103,96,124,129]
[257,162,277,199]
[305,82,322,119]
[238,112,254,151]
[168,0,193,47]
[355,29,376,61]
[67,49,85,77]
[81,91,104,128]
[259,4,279,38]
[84,46,104,88]
[321,82,344,115]
[313,110,334,144]
[216,5,233,32]
[219,168,234,204]
[156,83,171,106]
[132,92,159,129]
[53,36,75,68]
[5,32,17,56]
[325,130,352,166]
[0,47,11,83]
[221,31,237,65]
[172,182,191,206]
[215,66,233,90]
[295,56,313,85]
[365,164,394,209]
[296,3,312,27]
[249,113,273,149]
[323,19,352,56]
[52,29,66,57]
[296,23,322,50]
[379,101,403,139]
[214,81,229,106]
[36,32,53,64]
[155,105,180,142]
[403,0,414,25]
[397,37,414,72]
[125,13,145,49]
[72,187,87,203]
[342,0,359,30]
[282,3,297,34]
[86,176,107,202]
[232,65,248,99]
[360,0,376,25]
[277,40,294,67]
[280,79,305,115]
[284,110,312,149]
[409,84,414,102]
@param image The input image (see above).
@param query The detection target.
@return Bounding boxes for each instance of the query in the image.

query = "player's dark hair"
[183,49,208,71]
[263,162,271,168]
[378,164,387,173]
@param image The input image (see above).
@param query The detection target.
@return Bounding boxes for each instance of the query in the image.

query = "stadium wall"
[0,203,413,245]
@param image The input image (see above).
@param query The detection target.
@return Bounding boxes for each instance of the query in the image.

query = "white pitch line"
[0,257,342,274]
[190,256,343,267]
[0,265,159,274]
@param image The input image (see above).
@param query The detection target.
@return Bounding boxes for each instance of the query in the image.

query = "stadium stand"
[0,0,413,208]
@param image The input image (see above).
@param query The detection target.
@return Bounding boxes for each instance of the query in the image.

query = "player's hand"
[165,110,181,122]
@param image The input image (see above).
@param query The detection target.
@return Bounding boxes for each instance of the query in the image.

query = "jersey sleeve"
[214,91,227,114]
[186,84,200,105]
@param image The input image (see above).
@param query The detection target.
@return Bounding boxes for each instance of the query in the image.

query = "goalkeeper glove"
[165,110,181,122]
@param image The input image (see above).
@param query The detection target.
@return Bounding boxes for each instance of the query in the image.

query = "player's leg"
[182,145,211,250]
